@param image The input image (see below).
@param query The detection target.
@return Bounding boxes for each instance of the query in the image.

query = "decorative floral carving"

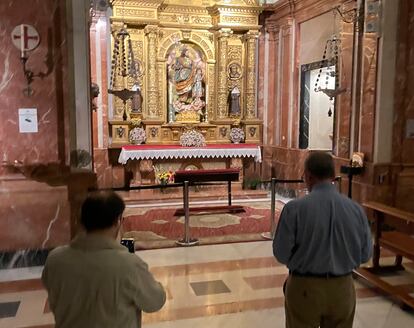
[249,126,256,137]
[221,15,257,25]
[217,29,232,118]
[150,127,159,138]
[230,127,245,144]
[145,25,159,118]
[117,126,126,138]
[129,127,146,144]
[179,130,206,147]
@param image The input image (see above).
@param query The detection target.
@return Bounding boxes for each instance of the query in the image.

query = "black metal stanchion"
[340,166,363,199]
[176,181,198,246]
[228,180,232,206]
[262,178,276,240]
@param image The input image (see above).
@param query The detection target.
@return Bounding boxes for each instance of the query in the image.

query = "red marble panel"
[0,177,70,251]
[391,1,414,212]
[94,148,113,188]
[336,21,354,158]
[359,34,378,161]
[290,23,300,149]
[393,0,414,164]
[112,165,126,188]
[266,31,278,146]
[280,25,292,148]
[272,147,308,179]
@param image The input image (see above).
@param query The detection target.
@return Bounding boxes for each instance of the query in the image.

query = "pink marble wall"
[336,20,354,158]
[267,26,280,146]
[0,0,69,165]
[0,0,80,253]
[358,34,378,162]
[393,0,414,164]
[259,0,391,208]
[392,0,414,212]
[280,22,292,148]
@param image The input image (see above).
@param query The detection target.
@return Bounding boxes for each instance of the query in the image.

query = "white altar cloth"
[118,144,262,164]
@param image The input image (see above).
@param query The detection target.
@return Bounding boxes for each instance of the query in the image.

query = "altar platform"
[118,187,268,205]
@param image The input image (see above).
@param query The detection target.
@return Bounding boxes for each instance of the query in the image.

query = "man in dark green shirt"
[42,191,166,328]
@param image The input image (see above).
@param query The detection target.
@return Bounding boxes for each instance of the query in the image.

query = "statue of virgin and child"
[167,46,206,121]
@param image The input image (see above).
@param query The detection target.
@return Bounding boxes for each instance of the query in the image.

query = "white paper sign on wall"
[19,108,38,133]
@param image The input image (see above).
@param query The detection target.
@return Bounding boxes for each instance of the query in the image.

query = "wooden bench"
[353,201,414,309]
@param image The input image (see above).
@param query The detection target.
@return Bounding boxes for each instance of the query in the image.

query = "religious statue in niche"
[167,44,206,122]
[130,83,142,114]
[228,86,241,116]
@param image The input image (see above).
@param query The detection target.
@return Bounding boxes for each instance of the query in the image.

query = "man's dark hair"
[304,151,335,180]
[80,191,125,232]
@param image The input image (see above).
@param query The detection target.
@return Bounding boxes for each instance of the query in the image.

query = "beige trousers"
[284,274,356,328]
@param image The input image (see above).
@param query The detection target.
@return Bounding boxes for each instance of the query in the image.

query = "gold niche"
[109,0,263,146]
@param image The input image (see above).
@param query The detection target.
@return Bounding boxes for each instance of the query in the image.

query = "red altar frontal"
[118,144,262,186]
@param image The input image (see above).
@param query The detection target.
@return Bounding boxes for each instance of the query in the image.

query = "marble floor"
[0,241,414,328]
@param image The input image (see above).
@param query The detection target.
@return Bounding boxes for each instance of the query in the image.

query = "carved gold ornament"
[227,62,243,80]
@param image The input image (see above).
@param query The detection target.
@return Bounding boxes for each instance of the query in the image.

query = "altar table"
[118,144,262,164]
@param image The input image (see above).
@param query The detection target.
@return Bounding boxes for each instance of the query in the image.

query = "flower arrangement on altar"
[156,171,174,184]
[230,127,245,144]
[153,165,175,185]
[179,129,206,147]
[129,126,146,144]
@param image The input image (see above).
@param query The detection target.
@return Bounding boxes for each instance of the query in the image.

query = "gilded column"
[216,28,232,118]
[144,25,160,118]
[244,30,259,120]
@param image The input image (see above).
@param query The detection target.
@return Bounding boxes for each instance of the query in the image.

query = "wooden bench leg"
[395,255,402,266]
[372,211,384,270]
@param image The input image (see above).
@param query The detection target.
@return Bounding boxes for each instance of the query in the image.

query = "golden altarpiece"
[109,0,262,146]
[106,0,263,186]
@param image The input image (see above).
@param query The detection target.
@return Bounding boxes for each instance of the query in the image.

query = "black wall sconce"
[11,24,53,96]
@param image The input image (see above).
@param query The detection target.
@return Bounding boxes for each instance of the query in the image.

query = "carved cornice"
[158,13,212,27]
[265,0,348,24]
[242,29,260,42]
[265,23,280,40]
[144,25,160,35]
[207,4,263,16]
[112,0,164,24]
[115,0,165,9]
[266,23,280,34]
[208,4,262,30]
[217,28,233,38]
[159,4,209,15]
